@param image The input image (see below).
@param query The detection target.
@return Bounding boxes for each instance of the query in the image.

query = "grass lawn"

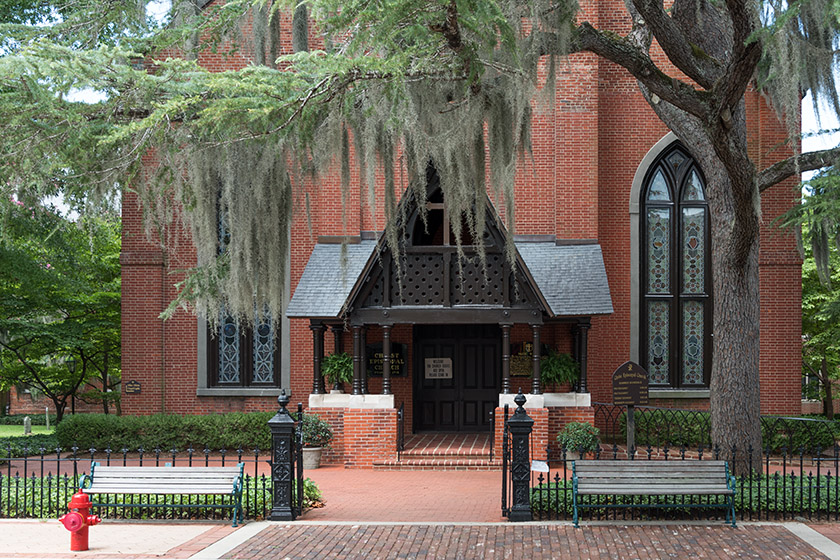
[0,425,54,437]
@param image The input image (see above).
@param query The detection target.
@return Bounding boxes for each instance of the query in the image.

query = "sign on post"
[612,361,649,453]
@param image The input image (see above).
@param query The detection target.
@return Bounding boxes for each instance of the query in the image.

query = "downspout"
[160,249,166,414]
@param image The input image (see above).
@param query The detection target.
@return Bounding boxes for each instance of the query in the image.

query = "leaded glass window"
[641,144,711,388]
[208,206,279,388]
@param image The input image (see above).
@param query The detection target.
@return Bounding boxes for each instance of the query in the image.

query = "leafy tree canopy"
[0,199,121,421]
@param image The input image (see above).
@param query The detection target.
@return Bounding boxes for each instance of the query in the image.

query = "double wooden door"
[414,324,501,432]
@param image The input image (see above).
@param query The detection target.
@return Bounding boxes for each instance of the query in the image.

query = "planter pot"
[302,447,324,469]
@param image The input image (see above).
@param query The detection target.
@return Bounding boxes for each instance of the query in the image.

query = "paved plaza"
[1,466,838,559]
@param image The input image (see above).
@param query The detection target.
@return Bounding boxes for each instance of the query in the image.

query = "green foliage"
[54,412,274,451]
[300,413,333,448]
[556,422,600,453]
[321,352,353,386]
[618,409,840,452]
[540,350,579,387]
[0,433,60,457]
[0,413,57,426]
[0,200,121,420]
[0,471,322,519]
[531,473,840,517]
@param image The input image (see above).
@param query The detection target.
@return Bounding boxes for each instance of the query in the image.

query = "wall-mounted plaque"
[424,357,453,379]
[366,342,407,377]
[124,380,141,395]
[612,361,649,406]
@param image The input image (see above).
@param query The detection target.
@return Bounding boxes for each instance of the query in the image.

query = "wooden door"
[414,325,501,432]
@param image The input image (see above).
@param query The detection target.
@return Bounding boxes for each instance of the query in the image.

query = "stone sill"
[308,393,395,409]
[196,388,282,397]
[498,392,591,409]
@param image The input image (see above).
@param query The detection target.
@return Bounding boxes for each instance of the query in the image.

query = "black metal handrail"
[397,402,405,461]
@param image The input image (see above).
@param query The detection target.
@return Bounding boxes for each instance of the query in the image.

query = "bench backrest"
[574,460,733,495]
[86,463,244,495]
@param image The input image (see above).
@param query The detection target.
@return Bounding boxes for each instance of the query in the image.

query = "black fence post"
[507,390,534,522]
[268,389,297,521]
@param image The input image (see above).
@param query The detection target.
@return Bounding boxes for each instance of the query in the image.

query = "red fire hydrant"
[59,490,101,551]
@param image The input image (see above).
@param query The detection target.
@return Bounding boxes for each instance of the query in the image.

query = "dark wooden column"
[501,323,512,394]
[360,327,368,394]
[310,323,326,394]
[531,324,541,395]
[352,325,362,395]
[575,320,590,393]
[330,325,344,354]
[382,325,392,395]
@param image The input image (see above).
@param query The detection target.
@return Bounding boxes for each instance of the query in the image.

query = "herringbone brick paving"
[223,524,830,560]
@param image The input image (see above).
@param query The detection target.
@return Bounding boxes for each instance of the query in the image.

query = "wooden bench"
[79,462,245,526]
[571,460,736,528]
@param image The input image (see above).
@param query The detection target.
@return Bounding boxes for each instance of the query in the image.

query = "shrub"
[0,434,60,458]
[0,414,57,426]
[55,412,273,451]
[300,413,332,448]
[556,422,600,453]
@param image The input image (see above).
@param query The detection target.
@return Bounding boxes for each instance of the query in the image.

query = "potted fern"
[322,351,353,393]
[540,349,580,392]
[556,422,600,461]
[300,413,333,469]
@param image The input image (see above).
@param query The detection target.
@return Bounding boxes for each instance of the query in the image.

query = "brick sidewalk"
[221,523,834,560]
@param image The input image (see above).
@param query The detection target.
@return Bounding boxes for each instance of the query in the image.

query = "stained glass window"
[648,301,670,384]
[210,205,279,388]
[641,144,710,388]
[647,208,671,293]
[646,170,671,201]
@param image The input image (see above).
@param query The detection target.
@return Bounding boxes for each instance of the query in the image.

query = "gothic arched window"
[641,144,711,388]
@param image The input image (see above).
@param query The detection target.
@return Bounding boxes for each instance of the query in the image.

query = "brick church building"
[120,1,802,466]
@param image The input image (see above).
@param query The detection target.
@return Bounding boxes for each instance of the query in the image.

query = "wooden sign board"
[366,342,407,377]
[612,361,649,406]
[124,380,141,395]
[425,357,453,379]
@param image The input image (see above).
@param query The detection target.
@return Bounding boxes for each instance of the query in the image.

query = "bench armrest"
[79,461,100,490]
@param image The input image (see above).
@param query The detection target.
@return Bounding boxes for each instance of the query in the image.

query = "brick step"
[373,458,503,471]
[399,448,493,458]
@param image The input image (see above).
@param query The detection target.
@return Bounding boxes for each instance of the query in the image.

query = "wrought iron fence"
[1,444,273,521]
[531,444,840,522]
[592,402,840,453]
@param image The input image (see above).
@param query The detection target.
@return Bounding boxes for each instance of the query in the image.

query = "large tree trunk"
[645,93,763,474]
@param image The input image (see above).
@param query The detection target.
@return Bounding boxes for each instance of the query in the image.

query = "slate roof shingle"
[286,240,613,319]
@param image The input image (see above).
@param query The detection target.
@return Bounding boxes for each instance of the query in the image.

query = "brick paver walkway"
[223,523,831,560]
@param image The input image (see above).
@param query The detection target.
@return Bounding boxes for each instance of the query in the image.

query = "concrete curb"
[784,523,840,560]
[188,521,271,560]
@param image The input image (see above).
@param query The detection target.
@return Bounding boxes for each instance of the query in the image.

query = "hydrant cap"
[59,511,84,532]
[69,491,92,509]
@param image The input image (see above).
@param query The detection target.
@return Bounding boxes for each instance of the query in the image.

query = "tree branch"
[630,0,718,89]
[757,146,840,192]
[572,23,710,120]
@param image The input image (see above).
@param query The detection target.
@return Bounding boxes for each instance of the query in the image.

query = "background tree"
[0,198,121,421]
[2,0,839,462]
[793,170,840,420]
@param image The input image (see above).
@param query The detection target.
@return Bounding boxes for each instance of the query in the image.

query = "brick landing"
[375,432,501,470]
